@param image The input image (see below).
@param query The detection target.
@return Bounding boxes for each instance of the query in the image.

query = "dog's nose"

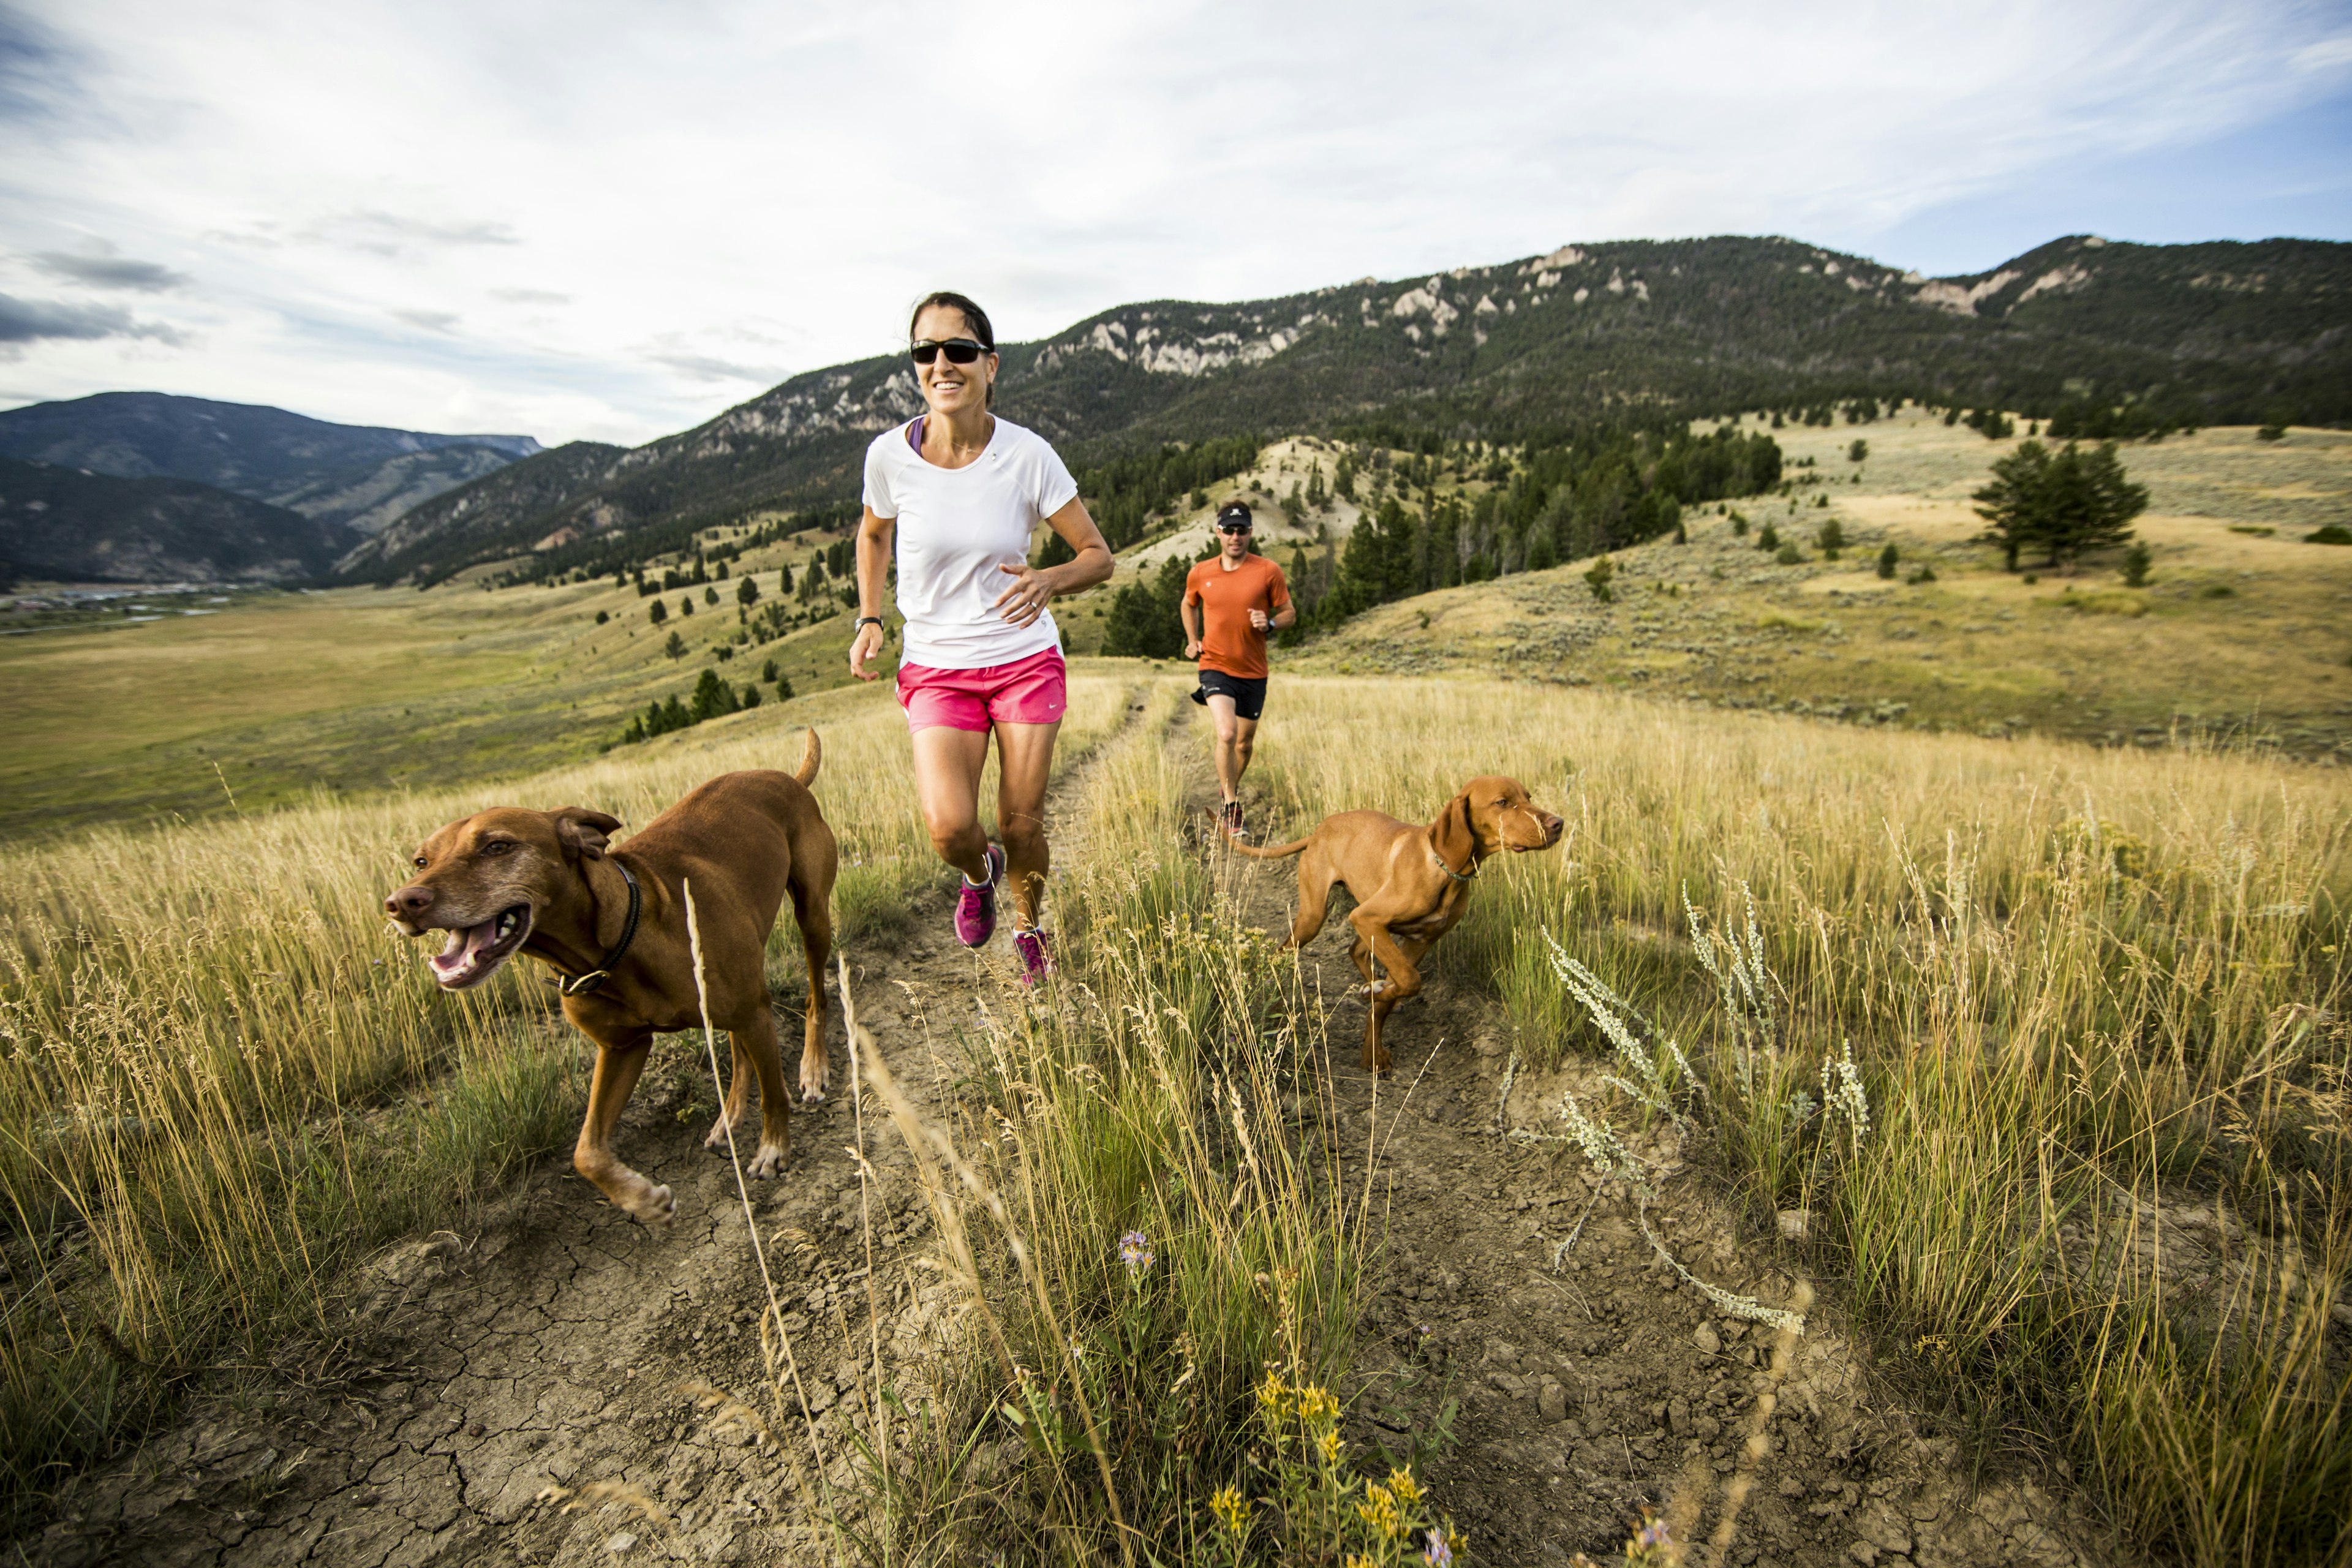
[1543,814,1564,843]
[386,884,434,919]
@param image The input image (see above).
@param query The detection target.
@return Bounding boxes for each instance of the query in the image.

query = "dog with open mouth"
[384,729,837,1225]
[1235,775,1564,1074]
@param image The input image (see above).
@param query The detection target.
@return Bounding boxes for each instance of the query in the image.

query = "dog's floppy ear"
[551,807,622,860]
[1435,792,1479,865]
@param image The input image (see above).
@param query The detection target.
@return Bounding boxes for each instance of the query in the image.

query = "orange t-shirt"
[1183,554,1290,680]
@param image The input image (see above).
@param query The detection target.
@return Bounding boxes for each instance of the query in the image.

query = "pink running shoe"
[954,844,1005,948]
[1013,929,1054,986]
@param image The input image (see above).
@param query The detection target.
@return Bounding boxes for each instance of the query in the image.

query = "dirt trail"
[18,693,1159,1568]
[22,692,2132,1568]
[1198,749,2133,1568]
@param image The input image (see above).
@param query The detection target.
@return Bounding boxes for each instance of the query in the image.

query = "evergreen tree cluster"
[1291,422,1777,627]
[1973,440,2150,570]
[1099,543,1223,658]
[2044,401,2187,442]
[617,668,766,746]
[1071,434,1263,548]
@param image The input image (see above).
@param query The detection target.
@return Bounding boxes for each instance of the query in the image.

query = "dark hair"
[908,290,996,407]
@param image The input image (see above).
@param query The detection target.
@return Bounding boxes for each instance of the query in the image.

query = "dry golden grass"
[1246,674,2351,1566]
[0,674,1129,1512]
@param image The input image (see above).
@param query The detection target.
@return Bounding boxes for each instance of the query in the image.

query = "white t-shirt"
[862,416,1078,670]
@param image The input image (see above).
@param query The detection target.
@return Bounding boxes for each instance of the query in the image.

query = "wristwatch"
[854,616,884,631]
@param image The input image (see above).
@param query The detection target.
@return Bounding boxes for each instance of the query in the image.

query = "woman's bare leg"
[993,720,1060,929]
[910,725,993,881]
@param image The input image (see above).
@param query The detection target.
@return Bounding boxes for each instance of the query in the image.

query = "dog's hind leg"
[789,872,834,1102]
[576,1027,674,1224]
[1280,852,1340,951]
[720,1009,791,1179]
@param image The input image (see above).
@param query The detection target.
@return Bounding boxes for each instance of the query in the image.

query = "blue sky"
[2,0,2348,446]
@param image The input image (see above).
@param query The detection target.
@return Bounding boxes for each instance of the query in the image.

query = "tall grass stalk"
[1254,676,2352,1565]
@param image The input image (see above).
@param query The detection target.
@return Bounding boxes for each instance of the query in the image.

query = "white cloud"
[1,0,2346,443]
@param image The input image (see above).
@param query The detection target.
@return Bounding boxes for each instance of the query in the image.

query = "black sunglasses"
[911,337,989,365]
[1217,520,1253,533]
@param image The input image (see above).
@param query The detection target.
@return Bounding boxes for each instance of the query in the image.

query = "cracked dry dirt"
[21,697,2135,1567]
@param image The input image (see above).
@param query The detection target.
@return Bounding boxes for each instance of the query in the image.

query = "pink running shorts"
[896,646,1069,731]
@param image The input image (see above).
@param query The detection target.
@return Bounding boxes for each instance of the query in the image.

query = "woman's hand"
[993,562,1057,627]
[849,619,885,679]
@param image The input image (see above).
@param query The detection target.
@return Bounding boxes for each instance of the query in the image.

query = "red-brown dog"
[384,731,836,1224]
[1238,775,1563,1071]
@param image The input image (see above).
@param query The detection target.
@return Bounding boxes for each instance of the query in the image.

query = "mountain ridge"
[0,391,543,533]
[349,232,2351,586]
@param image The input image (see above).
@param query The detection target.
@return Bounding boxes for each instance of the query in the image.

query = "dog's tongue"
[431,918,502,978]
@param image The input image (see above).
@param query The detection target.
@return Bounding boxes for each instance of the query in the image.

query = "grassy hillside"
[8,417,2345,837]
[345,234,2352,587]
[1301,413,2352,760]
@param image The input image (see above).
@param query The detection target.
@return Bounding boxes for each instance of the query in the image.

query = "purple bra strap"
[907,415,925,452]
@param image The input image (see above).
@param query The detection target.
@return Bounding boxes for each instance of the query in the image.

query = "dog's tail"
[793,728,822,788]
[1232,835,1311,860]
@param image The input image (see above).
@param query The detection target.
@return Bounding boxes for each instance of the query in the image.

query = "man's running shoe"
[1219,800,1246,840]
[954,844,1006,948]
[1013,929,1054,986]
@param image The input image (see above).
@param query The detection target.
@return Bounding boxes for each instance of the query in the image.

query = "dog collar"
[1430,843,1478,884]
[557,861,642,997]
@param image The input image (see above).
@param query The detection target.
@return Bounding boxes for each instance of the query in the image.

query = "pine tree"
[1877,543,1899,579]
[1974,440,2146,571]
[649,598,668,625]
[690,668,740,723]
[665,630,687,659]
[737,576,760,606]
[1583,555,1615,603]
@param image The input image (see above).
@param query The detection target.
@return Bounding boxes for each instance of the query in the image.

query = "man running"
[1182,502,1294,839]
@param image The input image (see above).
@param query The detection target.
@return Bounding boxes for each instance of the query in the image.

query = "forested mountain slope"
[0,456,359,584]
[0,392,542,535]
[344,233,2352,584]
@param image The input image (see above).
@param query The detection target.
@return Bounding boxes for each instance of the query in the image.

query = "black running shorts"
[1194,669,1268,720]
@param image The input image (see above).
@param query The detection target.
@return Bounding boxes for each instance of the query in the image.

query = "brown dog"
[384,730,837,1224]
[1237,775,1563,1072]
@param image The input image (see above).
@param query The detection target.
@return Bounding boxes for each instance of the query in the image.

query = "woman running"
[850,290,1114,982]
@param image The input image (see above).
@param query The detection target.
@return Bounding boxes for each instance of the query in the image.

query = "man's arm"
[1181,584,1205,660]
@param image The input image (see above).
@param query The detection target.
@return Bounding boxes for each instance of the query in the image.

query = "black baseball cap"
[1215,502,1253,531]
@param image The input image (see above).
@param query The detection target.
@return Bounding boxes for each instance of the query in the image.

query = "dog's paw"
[747,1143,787,1180]
[799,1078,826,1105]
[703,1112,739,1152]
[630,1183,676,1226]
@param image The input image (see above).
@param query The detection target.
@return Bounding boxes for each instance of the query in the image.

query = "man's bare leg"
[1207,695,1261,804]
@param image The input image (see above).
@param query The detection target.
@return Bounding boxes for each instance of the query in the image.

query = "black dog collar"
[557,861,642,997]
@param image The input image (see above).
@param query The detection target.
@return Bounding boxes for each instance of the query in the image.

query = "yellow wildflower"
[1256,1371,1289,1414]
[1209,1484,1250,1536]
[1389,1468,1423,1506]
[1356,1482,1403,1539]
[1316,1427,1344,1463]
[1294,1382,1341,1421]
